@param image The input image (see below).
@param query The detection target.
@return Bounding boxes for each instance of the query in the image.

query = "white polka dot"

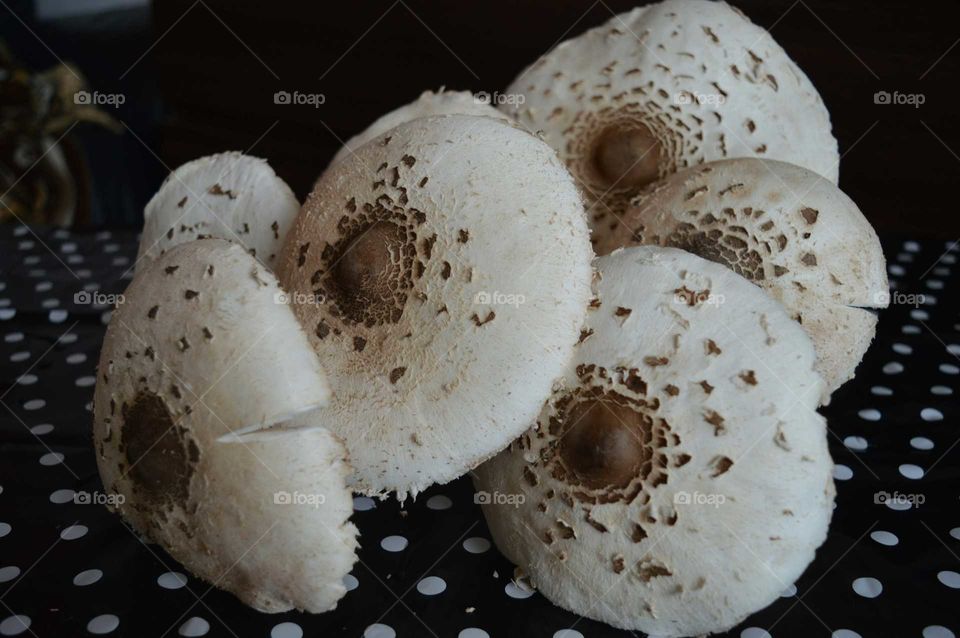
[353,496,376,511]
[426,494,452,510]
[899,464,924,479]
[380,535,408,552]
[417,576,446,595]
[61,242,76,253]
[941,364,959,375]
[17,240,34,250]
[157,571,188,589]
[30,423,52,434]
[938,570,960,588]
[34,281,52,292]
[9,352,29,363]
[833,464,853,480]
[75,376,96,388]
[852,576,882,598]
[459,629,489,638]
[0,615,31,636]
[66,353,87,364]
[921,408,944,421]
[270,622,303,638]
[948,344,960,356]
[0,309,14,320]
[463,537,491,554]
[0,567,20,584]
[23,399,45,411]
[780,583,797,597]
[0,299,9,308]
[39,452,63,465]
[59,332,77,344]
[870,530,899,546]
[923,294,938,306]
[931,385,953,396]
[103,244,119,253]
[740,629,771,638]
[832,631,861,638]
[5,332,23,343]
[858,409,882,421]
[553,631,584,638]
[951,527,960,541]
[889,264,905,276]
[12,225,27,236]
[883,362,904,374]
[363,624,396,638]
[892,343,913,355]
[870,386,893,396]
[904,240,920,252]
[924,625,956,638]
[41,299,58,308]
[343,574,359,591]
[60,524,87,540]
[28,269,44,277]
[910,308,928,320]
[17,374,37,386]
[505,581,535,599]
[86,614,119,634]
[178,617,209,637]
[927,280,945,290]
[49,489,75,504]
[903,325,921,335]
[48,309,68,323]
[0,523,10,538]
[911,437,935,450]
[886,497,913,512]
[844,436,868,451]
[73,569,103,586]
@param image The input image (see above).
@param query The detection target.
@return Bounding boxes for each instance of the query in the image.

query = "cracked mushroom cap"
[474,246,834,637]
[277,114,594,500]
[94,239,356,613]
[330,89,507,165]
[502,0,838,246]
[138,152,300,270]
[598,158,888,396]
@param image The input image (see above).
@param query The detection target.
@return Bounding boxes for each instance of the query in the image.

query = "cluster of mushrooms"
[93,2,888,636]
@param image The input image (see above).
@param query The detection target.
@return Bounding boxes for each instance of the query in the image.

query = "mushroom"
[474,246,834,637]
[598,158,888,396]
[94,239,357,613]
[277,114,594,500]
[330,89,507,166]
[138,152,300,270]
[500,0,838,246]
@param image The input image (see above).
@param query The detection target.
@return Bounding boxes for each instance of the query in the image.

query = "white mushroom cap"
[139,152,300,270]
[94,239,355,613]
[330,89,507,165]
[277,114,594,500]
[474,246,834,637]
[502,0,838,245]
[599,158,888,396]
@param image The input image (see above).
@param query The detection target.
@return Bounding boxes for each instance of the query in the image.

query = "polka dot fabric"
[0,229,957,636]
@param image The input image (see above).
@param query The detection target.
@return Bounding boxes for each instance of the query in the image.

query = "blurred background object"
[0,0,956,236]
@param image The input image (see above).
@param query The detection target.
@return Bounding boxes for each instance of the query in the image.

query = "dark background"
[2,0,958,234]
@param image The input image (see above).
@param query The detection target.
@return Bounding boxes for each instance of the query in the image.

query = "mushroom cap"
[94,239,355,613]
[139,152,300,270]
[277,114,594,500]
[598,158,888,396]
[330,89,507,165]
[501,0,838,245]
[474,246,834,637]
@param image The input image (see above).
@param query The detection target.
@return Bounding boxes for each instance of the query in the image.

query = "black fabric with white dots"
[0,226,957,638]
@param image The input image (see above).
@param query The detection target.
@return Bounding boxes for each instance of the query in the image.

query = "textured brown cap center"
[592,124,662,189]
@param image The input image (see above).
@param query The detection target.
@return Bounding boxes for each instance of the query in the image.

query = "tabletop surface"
[0,225,958,638]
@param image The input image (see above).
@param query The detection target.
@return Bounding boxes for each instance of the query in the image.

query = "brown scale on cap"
[120,391,198,511]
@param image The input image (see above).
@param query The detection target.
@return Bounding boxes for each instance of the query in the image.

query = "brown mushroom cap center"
[558,399,653,490]
[329,220,407,323]
[591,124,663,189]
[121,391,197,506]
